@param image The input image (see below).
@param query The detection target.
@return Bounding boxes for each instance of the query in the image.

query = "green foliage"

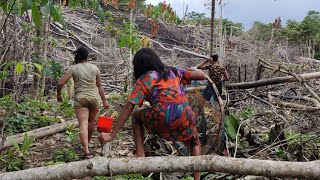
[221,19,244,36]
[187,11,206,19]
[185,12,244,36]
[0,1,65,28]
[181,176,193,180]
[53,147,79,162]
[59,99,75,119]
[92,176,108,180]
[0,61,43,80]
[225,113,241,140]
[0,95,73,134]
[146,2,180,24]
[44,161,65,166]
[42,60,64,80]
[248,21,273,41]
[31,2,42,28]
[240,106,256,119]
[9,133,34,157]
[0,133,34,172]
[118,21,141,53]
[115,174,152,180]
[0,150,25,171]
[65,124,79,144]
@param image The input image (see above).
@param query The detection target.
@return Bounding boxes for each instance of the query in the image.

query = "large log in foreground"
[0,155,319,180]
[0,120,78,151]
[226,72,320,90]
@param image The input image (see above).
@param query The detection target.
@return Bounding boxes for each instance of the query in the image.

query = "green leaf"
[0,71,8,80]
[15,63,24,74]
[32,72,42,78]
[228,113,240,130]
[49,3,62,22]
[225,117,237,140]
[32,3,42,28]
[22,133,34,154]
[92,0,99,9]
[97,6,105,23]
[20,0,33,12]
[119,36,127,47]
[9,138,20,152]
[0,1,8,13]
[40,0,49,6]
[33,63,43,72]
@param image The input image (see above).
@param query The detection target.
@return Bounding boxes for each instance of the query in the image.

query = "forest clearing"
[0,0,320,180]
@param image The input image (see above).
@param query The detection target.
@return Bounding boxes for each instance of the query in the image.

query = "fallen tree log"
[0,155,319,180]
[226,72,320,90]
[0,120,78,151]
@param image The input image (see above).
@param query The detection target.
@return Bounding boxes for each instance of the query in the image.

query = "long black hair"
[211,54,219,61]
[74,47,89,64]
[133,48,178,81]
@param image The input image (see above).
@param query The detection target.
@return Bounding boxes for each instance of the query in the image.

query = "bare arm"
[197,59,210,69]
[110,102,134,138]
[99,102,135,143]
[190,70,206,80]
[223,69,230,82]
[96,74,109,109]
[57,73,72,101]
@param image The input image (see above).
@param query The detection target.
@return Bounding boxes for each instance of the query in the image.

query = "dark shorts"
[202,83,222,101]
[74,98,99,111]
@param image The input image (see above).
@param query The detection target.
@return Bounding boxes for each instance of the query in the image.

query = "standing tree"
[210,0,215,55]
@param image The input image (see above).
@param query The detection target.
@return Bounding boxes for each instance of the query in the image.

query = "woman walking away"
[98,48,206,180]
[57,47,109,157]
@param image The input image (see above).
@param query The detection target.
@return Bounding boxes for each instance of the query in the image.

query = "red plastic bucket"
[97,116,114,133]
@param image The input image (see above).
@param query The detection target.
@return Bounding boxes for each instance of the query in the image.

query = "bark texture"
[0,155,319,180]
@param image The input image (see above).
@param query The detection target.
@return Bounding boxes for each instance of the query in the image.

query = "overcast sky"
[145,0,320,29]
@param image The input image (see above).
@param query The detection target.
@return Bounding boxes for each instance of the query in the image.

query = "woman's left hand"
[98,132,113,143]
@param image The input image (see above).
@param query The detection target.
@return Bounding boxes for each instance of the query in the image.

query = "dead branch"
[268,94,320,111]
[173,47,209,59]
[0,155,319,180]
[226,72,320,89]
[259,60,320,103]
[269,93,320,107]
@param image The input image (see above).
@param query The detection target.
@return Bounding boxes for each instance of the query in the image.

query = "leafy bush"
[240,106,256,119]
[53,147,79,162]
[0,133,34,172]
[65,124,79,144]
[0,95,73,134]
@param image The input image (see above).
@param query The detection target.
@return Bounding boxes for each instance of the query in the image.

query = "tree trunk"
[226,72,320,90]
[0,120,78,151]
[0,155,319,180]
[40,16,50,96]
[31,29,42,99]
[210,0,216,55]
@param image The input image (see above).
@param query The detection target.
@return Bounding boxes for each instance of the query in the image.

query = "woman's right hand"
[98,132,113,143]
[57,95,63,102]
[103,100,109,109]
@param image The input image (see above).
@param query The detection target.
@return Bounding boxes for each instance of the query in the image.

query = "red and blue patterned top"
[128,68,198,142]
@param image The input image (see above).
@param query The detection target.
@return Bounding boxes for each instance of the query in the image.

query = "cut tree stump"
[0,120,78,151]
[0,155,319,180]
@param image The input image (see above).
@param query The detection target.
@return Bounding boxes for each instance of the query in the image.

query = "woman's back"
[67,62,100,99]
